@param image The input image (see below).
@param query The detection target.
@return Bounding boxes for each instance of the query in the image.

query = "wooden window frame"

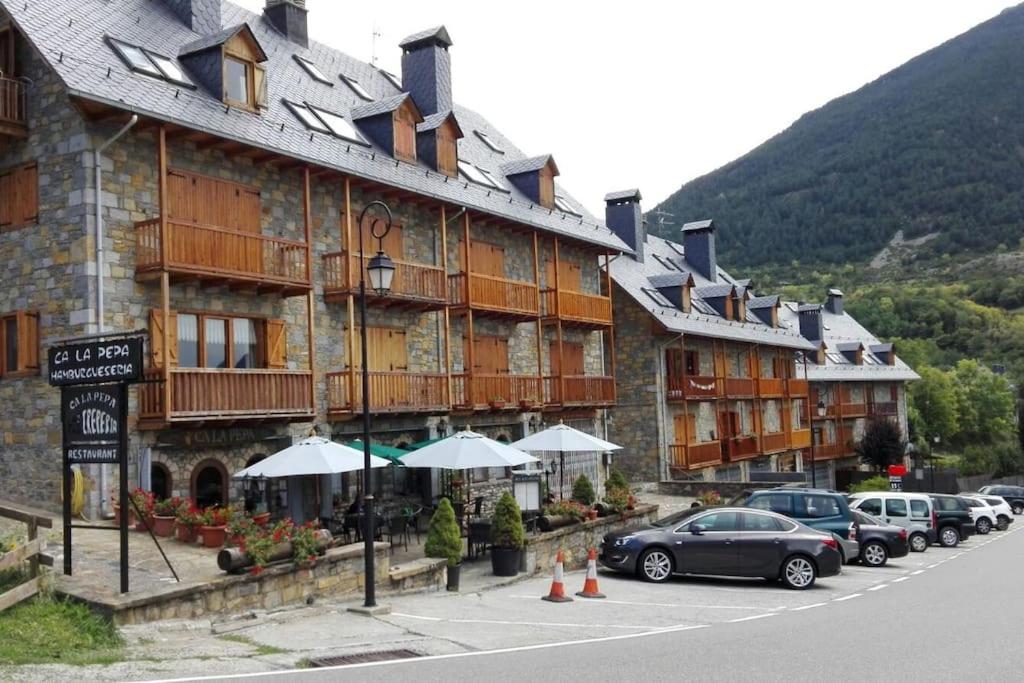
[174,310,268,370]
[0,310,39,378]
[0,162,39,232]
[223,53,253,110]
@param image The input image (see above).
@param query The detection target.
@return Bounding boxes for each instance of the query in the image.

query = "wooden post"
[463,212,474,407]
[157,125,168,267]
[161,270,171,422]
[344,177,356,410]
[303,168,316,413]
[26,517,37,579]
[605,252,617,402]
[440,205,452,407]
[553,238,564,405]
[462,211,472,306]
[533,231,543,402]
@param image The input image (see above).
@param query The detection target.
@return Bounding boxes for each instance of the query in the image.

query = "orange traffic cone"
[542,550,573,603]
[576,547,606,599]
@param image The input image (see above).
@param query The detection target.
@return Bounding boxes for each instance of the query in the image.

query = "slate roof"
[695,283,734,299]
[748,295,779,309]
[835,341,864,352]
[606,234,815,350]
[2,0,628,253]
[500,154,558,176]
[682,219,714,232]
[351,93,416,121]
[179,23,263,58]
[605,189,642,202]
[417,110,461,134]
[398,25,452,49]
[778,301,919,382]
[647,272,692,288]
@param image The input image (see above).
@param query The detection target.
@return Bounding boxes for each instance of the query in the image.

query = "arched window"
[151,462,172,500]
[191,459,228,509]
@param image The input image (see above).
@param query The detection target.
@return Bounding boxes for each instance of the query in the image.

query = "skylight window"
[147,53,193,86]
[378,68,402,90]
[827,353,845,364]
[479,168,508,191]
[294,56,333,85]
[458,160,502,189]
[665,242,686,256]
[554,196,580,215]
[108,38,162,77]
[475,130,504,153]
[307,105,366,143]
[641,288,674,309]
[283,100,330,134]
[691,299,717,316]
[652,254,677,271]
[340,74,373,100]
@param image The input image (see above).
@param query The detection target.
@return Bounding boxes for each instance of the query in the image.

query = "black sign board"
[62,385,121,444]
[48,338,143,387]
[65,444,119,464]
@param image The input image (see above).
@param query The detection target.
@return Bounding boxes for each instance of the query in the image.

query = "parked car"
[851,509,910,567]
[599,507,842,590]
[958,495,999,534]
[928,494,976,547]
[847,491,936,553]
[978,486,1024,515]
[731,488,859,563]
[971,495,1014,530]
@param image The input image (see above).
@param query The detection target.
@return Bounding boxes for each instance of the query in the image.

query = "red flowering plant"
[129,488,155,516]
[542,499,588,521]
[200,507,229,528]
[243,528,276,575]
[290,520,321,566]
[154,496,185,517]
[175,501,202,530]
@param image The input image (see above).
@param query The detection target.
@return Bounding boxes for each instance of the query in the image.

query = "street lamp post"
[356,200,395,610]
[931,435,940,492]
[810,400,826,488]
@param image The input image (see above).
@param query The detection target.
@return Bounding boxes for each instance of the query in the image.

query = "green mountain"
[650,4,1024,268]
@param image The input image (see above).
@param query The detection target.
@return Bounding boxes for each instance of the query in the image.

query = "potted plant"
[290,521,321,568]
[488,396,506,410]
[151,496,182,537]
[112,488,137,528]
[199,507,229,548]
[538,499,586,531]
[599,469,630,516]
[425,498,463,591]
[696,490,722,507]
[130,488,155,532]
[572,474,595,506]
[253,510,272,527]
[175,502,201,543]
[490,491,526,576]
[227,513,256,548]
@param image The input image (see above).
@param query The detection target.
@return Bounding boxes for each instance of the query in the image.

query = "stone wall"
[522,504,658,574]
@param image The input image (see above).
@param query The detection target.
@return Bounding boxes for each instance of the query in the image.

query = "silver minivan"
[848,492,936,552]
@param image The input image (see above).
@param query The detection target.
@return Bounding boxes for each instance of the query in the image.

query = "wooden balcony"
[841,402,868,417]
[725,435,760,461]
[543,375,615,407]
[815,443,853,460]
[322,251,447,310]
[541,289,613,328]
[787,378,809,396]
[870,401,898,416]
[761,431,789,453]
[814,403,841,419]
[139,368,314,428]
[325,371,449,417]
[451,373,543,410]
[0,77,27,138]
[724,377,755,397]
[135,219,310,296]
[791,428,812,449]
[447,272,539,321]
[756,377,785,397]
[667,375,721,401]
[670,442,723,469]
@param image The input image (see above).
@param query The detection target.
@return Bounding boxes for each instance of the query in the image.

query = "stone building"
[0,0,626,516]
[604,192,916,488]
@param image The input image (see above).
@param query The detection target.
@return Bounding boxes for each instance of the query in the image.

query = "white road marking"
[790,602,827,611]
[927,563,941,569]
[867,584,889,591]
[508,595,777,610]
[728,613,778,623]
[892,577,909,583]
[911,570,925,575]
[389,613,668,631]
[833,593,862,602]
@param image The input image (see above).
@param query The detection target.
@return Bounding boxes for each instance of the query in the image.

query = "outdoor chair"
[471,496,484,518]
[468,520,490,560]
[385,514,409,551]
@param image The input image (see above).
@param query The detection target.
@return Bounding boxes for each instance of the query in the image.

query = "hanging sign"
[48,338,144,386]
[62,385,121,444]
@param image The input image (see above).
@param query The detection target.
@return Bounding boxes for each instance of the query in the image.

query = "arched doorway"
[151,462,172,500]
[191,459,228,509]
[241,454,281,516]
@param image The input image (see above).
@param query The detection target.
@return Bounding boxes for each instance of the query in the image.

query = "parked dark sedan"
[600,507,842,590]
[851,510,909,567]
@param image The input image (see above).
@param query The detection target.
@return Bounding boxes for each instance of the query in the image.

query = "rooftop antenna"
[371,24,383,65]
[653,208,675,233]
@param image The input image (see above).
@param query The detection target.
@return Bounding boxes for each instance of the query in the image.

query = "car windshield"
[650,508,704,528]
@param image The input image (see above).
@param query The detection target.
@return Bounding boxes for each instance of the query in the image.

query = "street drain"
[308,649,422,668]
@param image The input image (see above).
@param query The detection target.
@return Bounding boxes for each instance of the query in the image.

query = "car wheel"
[976,518,992,535]
[909,533,928,553]
[1013,503,1024,516]
[638,548,674,583]
[997,515,1010,531]
[939,526,960,548]
[780,555,816,590]
[860,541,888,567]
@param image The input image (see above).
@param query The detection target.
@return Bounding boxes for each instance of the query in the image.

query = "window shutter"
[16,311,39,371]
[266,318,287,368]
[18,163,38,224]
[148,309,179,368]
[254,64,268,109]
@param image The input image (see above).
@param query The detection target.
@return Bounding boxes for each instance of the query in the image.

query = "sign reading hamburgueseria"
[62,385,121,444]
[48,338,144,386]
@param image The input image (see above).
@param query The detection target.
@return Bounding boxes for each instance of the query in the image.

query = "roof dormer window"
[340,73,372,100]
[294,55,332,85]
[225,56,250,105]
[180,24,267,111]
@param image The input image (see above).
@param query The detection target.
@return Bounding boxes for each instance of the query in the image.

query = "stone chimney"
[605,189,644,262]
[400,26,453,117]
[163,0,221,34]
[797,303,824,342]
[825,287,844,315]
[682,220,716,282]
[264,0,308,48]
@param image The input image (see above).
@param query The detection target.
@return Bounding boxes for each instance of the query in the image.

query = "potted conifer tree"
[425,498,463,591]
[490,491,526,576]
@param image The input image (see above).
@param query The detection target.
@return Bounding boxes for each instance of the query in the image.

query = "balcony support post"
[462,211,472,306]
[161,271,171,423]
[440,205,452,406]
[303,167,316,413]
[158,125,168,268]
[553,238,564,405]
[606,252,617,402]
[533,232,543,398]
[344,178,356,410]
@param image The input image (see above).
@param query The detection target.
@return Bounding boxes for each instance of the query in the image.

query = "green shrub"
[606,468,629,493]
[425,498,462,567]
[571,474,595,506]
[849,475,892,493]
[490,491,526,549]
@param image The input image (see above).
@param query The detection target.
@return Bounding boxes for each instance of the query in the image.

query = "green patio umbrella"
[345,440,408,464]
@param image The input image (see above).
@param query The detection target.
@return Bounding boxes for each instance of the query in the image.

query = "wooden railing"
[322,251,447,303]
[791,428,812,449]
[761,431,789,453]
[841,402,868,416]
[756,377,785,397]
[787,378,809,396]
[451,373,542,409]
[816,443,852,459]
[325,371,449,414]
[543,375,615,406]
[666,375,720,401]
[0,77,26,128]
[726,435,760,461]
[670,442,722,469]
[0,503,50,613]
[724,377,755,397]
[135,219,310,287]
[448,272,539,317]
[870,401,898,416]
[140,368,313,422]
[541,289,613,326]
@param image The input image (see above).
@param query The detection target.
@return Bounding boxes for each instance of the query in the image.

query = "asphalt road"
[202,523,1024,683]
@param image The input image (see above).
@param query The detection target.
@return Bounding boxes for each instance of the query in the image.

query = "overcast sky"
[238,0,1013,217]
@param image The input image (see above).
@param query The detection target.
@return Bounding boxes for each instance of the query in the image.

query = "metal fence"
[956,473,1024,492]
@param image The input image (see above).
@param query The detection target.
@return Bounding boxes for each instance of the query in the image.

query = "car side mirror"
[691,524,706,535]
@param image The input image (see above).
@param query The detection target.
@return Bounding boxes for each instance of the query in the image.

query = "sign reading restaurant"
[47,338,143,386]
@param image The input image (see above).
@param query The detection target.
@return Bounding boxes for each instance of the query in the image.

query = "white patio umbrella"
[232,436,391,479]
[512,422,622,500]
[399,429,538,470]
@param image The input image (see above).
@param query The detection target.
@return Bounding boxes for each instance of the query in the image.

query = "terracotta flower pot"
[152,515,176,537]
[135,515,154,533]
[253,512,271,528]
[586,509,598,521]
[113,504,137,528]
[200,525,227,548]
[176,524,197,543]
